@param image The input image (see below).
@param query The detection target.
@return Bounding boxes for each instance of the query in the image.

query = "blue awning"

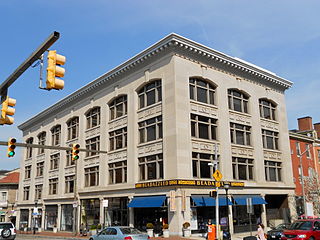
[128,195,166,208]
[234,196,267,205]
[191,196,233,207]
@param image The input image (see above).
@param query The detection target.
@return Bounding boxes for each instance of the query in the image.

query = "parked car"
[267,223,290,240]
[281,219,320,240]
[0,222,16,239]
[89,226,150,240]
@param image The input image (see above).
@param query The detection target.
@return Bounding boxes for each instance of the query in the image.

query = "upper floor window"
[67,117,79,140]
[192,152,218,179]
[66,150,75,167]
[37,132,46,155]
[85,136,100,157]
[23,186,30,200]
[51,125,61,146]
[191,114,217,140]
[0,192,7,202]
[230,123,251,146]
[259,99,276,120]
[139,116,162,143]
[86,107,101,129]
[296,142,301,156]
[26,137,33,159]
[189,78,215,105]
[109,161,127,184]
[139,154,163,181]
[232,157,254,180]
[138,80,162,109]
[35,184,43,200]
[228,89,249,113]
[262,129,279,150]
[25,165,31,179]
[109,96,127,120]
[85,166,99,187]
[49,178,58,195]
[265,160,282,182]
[109,127,127,151]
[65,175,75,193]
[36,162,44,177]
[305,144,311,158]
[50,153,60,170]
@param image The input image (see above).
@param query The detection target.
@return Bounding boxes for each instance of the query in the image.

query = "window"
[86,107,101,129]
[67,117,79,140]
[109,127,127,151]
[25,165,31,179]
[23,186,30,200]
[259,99,276,120]
[26,137,33,159]
[265,160,282,182]
[139,154,163,180]
[192,152,218,179]
[65,175,75,193]
[139,116,162,143]
[296,142,301,156]
[305,144,311,158]
[189,78,215,105]
[262,129,279,150]
[37,132,46,155]
[232,157,254,180]
[66,150,75,166]
[191,114,217,140]
[85,136,100,157]
[35,184,43,200]
[36,162,44,177]
[228,89,249,113]
[230,123,251,146]
[51,125,61,146]
[109,161,127,184]
[85,166,99,187]
[50,153,60,170]
[0,192,7,202]
[49,178,58,195]
[109,96,127,120]
[138,80,162,109]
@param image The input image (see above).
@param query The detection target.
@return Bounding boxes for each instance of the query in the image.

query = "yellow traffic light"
[72,143,80,160]
[46,50,66,90]
[7,138,16,157]
[0,97,16,125]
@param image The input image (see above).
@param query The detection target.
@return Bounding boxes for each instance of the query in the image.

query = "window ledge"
[85,125,100,133]
[260,118,278,124]
[108,148,127,154]
[137,102,162,114]
[190,100,218,109]
[108,115,127,124]
[228,109,251,117]
[231,143,254,149]
[138,139,163,148]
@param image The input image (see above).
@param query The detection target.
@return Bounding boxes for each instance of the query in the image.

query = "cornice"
[19,33,293,131]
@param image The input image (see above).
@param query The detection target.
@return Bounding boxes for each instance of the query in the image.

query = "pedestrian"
[256,223,266,240]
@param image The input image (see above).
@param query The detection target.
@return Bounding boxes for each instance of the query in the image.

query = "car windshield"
[0,223,12,229]
[289,221,312,230]
[274,224,287,230]
[120,228,142,234]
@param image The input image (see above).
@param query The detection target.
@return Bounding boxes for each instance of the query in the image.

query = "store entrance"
[134,207,168,233]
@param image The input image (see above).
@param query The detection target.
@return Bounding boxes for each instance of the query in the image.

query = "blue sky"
[1,0,320,169]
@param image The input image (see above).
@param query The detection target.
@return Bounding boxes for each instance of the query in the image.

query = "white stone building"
[16,33,295,235]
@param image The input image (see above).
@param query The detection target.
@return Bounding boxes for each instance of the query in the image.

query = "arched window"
[109,96,127,120]
[51,125,61,146]
[138,80,162,109]
[189,78,216,105]
[37,132,46,155]
[67,117,79,140]
[86,107,101,129]
[259,99,276,120]
[228,89,249,113]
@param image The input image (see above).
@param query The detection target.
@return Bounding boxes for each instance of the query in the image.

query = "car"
[267,223,290,240]
[89,226,150,240]
[0,222,16,239]
[281,219,320,240]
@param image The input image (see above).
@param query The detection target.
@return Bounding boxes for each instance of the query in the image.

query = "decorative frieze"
[48,170,59,178]
[263,150,282,161]
[231,146,254,157]
[229,111,252,125]
[190,102,218,118]
[137,104,162,120]
[108,150,127,162]
[34,177,44,185]
[109,117,128,131]
[36,155,45,162]
[84,156,100,166]
[65,166,76,175]
[85,126,101,138]
[260,119,279,131]
[192,140,220,154]
[138,141,163,157]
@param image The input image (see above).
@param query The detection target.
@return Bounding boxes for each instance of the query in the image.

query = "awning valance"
[191,196,233,207]
[128,195,166,208]
[234,196,267,205]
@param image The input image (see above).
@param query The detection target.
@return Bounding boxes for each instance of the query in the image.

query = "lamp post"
[224,183,230,238]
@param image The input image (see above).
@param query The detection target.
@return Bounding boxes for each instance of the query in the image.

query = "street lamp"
[224,183,230,238]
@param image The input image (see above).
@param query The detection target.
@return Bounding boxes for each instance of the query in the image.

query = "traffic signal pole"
[0,31,60,103]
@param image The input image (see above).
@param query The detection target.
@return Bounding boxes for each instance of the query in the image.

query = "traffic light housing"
[46,50,66,90]
[0,97,16,125]
[7,138,16,157]
[72,144,80,160]
[209,190,217,198]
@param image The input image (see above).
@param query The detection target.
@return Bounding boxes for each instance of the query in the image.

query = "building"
[16,33,295,235]
[0,169,19,226]
[289,117,320,217]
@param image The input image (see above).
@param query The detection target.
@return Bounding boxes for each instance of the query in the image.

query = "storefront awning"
[234,196,267,205]
[191,196,233,207]
[128,195,166,208]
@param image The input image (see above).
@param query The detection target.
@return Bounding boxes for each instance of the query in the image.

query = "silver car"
[89,226,149,240]
[0,222,16,239]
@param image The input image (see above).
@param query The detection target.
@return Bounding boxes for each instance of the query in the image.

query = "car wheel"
[309,237,315,240]
[1,228,12,238]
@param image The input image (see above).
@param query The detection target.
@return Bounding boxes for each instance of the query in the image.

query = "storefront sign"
[135,179,244,188]
[102,200,109,208]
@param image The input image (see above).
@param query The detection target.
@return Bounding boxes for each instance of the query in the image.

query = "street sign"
[73,202,78,208]
[213,170,223,181]
[246,198,253,214]
[102,200,108,208]
[33,207,38,214]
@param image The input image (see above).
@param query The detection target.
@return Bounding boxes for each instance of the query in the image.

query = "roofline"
[19,33,293,131]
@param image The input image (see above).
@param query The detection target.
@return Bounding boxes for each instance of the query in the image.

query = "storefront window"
[45,205,58,231]
[19,209,29,230]
[61,204,73,231]
[81,199,100,228]
[104,198,128,227]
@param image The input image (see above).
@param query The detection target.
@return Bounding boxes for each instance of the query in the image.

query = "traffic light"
[46,50,66,90]
[209,190,217,198]
[0,97,16,125]
[7,138,16,157]
[72,144,80,160]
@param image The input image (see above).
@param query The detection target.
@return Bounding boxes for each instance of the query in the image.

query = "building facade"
[17,34,295,235]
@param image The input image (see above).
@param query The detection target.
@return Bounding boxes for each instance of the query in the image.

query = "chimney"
[314,123,320,139]
[298,116,313,131]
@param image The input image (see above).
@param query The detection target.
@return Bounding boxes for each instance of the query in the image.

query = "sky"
[1,0,320,169]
